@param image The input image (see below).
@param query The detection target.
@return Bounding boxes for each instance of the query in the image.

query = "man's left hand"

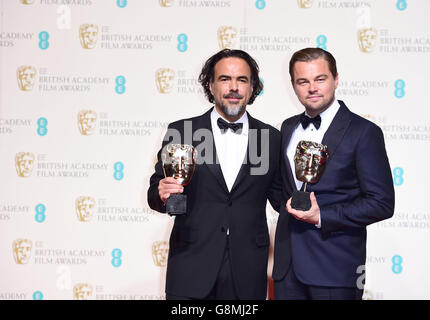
[286,191,320,225]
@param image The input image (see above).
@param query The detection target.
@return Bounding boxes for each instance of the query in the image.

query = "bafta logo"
[73,283,93,300]
[79,24,98,49]
[291,141,329,211]
[17,66,36,91]
[152,241,169,267]
[362,289,373,300]
[297,0,314,8]
[358,27,378,53]
[159,0,174,7]
[77,110,97,135]
[155,68,175,94]
[15,152,35,178]
[75,196,96,222]
[217,26,237,49]
[360,113,377,124]
[12,239,32,264]
[20,0,35,4]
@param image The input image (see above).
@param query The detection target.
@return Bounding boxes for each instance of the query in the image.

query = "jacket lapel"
[229,112,255,193]
[196,108,230,194]
[321,100,351,165]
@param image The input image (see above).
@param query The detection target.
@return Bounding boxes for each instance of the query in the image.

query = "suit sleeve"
[267,130,286,213]
[320,124,395,234]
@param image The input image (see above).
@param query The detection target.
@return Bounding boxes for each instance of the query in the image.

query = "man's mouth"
[307,95,322,101]
[224,93,243,100]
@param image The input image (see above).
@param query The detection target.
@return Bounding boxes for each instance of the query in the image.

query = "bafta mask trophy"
[291,140,329,211]
[162,144,196,215]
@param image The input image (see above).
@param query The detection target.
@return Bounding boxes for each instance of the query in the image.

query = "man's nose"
[229,80,239,91]
[308,81,317,93]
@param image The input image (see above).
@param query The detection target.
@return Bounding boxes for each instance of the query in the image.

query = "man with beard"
[148,49,283,300]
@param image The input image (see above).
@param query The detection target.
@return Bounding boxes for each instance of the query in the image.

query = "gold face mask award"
[291,140,329,211]
[161,144,196,215]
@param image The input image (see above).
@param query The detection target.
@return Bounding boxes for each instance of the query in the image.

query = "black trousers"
[274,264,363,300]
[166,240,239,300]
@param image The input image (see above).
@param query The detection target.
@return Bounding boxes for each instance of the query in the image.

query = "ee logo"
[117,0,127,8]
[396,0,407,11]
[255,0,266,9]
[113,162,124,180]
[394,79,405,98]
[35,204,46,223]
[112,248,122,267]
[38,31,49,50]
[37,117,48,136]
[316,35,327,50]
[177,34,188,52]
[115,76,126,94]
[392,255,403,274]
[392,167,404,186]
[33,291,44,300]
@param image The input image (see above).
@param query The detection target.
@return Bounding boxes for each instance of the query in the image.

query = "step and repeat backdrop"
[1,0,429,300]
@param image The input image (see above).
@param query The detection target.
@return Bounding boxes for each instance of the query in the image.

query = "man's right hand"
[158,177,184,203]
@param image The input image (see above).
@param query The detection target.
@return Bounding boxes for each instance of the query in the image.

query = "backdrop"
[1,0,429,300]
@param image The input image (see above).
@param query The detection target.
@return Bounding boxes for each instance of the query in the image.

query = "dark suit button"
[228,201,232,206]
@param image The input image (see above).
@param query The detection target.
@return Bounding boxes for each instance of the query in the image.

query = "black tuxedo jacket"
[272,101,395,287]
[148,108,283,299]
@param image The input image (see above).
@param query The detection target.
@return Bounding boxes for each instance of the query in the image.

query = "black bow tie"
[300,113,321,130]
[217,117,243,133]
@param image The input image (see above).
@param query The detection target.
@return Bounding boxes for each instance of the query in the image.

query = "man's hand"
[286,191,320,225]
[158,177,184,203]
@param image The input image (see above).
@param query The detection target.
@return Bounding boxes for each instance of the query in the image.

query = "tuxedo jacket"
[148,108,283,299]
[272,100,395,287]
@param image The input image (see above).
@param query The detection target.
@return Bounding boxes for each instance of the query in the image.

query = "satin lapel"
[196,108,229,194]
[321,101,352,165]
[229,112,254,194]
[282,116,300,190]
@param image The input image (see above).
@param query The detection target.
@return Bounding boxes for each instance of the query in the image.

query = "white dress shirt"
[211,108,249,192]
[286,99,340,228]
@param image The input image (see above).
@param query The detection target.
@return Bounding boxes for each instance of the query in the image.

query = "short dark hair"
[198,49,263,105]
[289,47,337,81]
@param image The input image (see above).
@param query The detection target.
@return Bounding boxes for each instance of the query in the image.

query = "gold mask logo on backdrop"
[76,196,96,222]
[12,239,32,264]
[217,26,237,49]
[155,68,175,93]
[15,152,35,178]
[20,0,35,4]
[360,113,377,124]
[17,66,36,91]
[78,110,98,135]
[297,0,314,8]
[159,0,174,7]
[358,27,378,53]
[152,241,169,267]
[73,283,93,300]
[79,24,98,49]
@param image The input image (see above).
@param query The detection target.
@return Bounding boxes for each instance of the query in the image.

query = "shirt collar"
[304,99,340,130]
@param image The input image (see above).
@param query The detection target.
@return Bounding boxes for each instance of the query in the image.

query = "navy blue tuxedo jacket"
[148,108,283,299]
[272,101,395,287]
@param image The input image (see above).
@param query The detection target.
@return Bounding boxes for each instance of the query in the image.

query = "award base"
[291,190,311,211]
[166,194,187,215]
